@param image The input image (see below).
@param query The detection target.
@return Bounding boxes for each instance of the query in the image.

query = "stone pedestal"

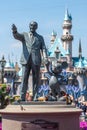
[0,102,82,130]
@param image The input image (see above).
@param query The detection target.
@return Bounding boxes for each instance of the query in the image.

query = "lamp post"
[0,56,6,83]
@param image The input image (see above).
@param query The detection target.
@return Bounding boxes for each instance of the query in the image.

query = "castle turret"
[61,9,73,70]
[50,30,57,44]
[61,9,73,57]
[54,46,60,59]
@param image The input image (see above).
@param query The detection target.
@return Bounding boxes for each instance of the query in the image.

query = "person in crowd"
[77,70,84,92]
[82,70,87,101]
[38,80,50,97]
[72,79,81,102]
[65,76,73,96]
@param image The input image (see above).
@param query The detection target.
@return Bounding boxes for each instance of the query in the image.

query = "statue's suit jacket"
[13,32,47,65]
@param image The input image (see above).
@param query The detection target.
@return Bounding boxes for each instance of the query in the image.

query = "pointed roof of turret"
[51,30,57,36]
[5,54,15,68]
[73,57,87,68]
[73,42,87,68]
[64,9,72,21]
[5,61,14,68]
[69,13,72,21]
[77,58,84,68]
[5,55,14,68]
[48,38,67,57]
[5,62,11,68]
[78,39,82,59]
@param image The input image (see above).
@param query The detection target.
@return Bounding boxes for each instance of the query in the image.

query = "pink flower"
[80,121,87,128]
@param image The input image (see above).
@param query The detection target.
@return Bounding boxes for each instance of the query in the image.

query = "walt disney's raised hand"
[12,24,17,33]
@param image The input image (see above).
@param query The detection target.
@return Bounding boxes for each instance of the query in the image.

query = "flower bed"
[0,122,2,130]
[0,121,87,130]
[0,84,11,109]
[80,121,87,130]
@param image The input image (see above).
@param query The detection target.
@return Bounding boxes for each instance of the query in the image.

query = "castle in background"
[48,9,87,72]
[1,9,87,87]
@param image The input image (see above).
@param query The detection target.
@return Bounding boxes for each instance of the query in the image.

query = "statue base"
[0,101,82,130]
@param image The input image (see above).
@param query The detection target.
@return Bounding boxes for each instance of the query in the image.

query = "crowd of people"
[32,69,87,114]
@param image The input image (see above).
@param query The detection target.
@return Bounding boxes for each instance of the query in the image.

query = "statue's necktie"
[30,33,34,43]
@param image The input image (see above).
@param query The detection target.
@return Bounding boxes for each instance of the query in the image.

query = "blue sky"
[0,0,87,65]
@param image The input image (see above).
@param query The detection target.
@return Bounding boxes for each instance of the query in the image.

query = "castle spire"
[79,39,82,59]
[61,9,73,70]
[50,30,57,44]
[61,9,73,55]
[64,8,72,21]
[64,8,69,21]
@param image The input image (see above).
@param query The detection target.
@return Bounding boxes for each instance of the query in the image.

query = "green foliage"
[0,84,21,109]
[0,84,11,109]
